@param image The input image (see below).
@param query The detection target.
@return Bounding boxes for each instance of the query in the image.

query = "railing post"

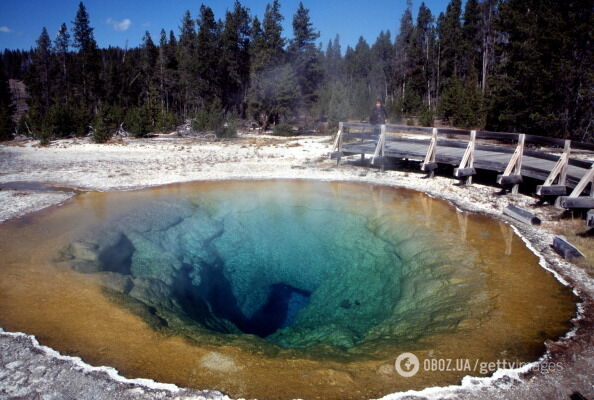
[371,124,385,168]
[497,133,525,194]
[536,139,571,198]
[380,124,386,172]
[511,134,525,194]
[421,127,438,178]
[557,164,594,209]
[336,122,343,166]
[559,140,570,187]
[454,130,476,185]
[568,165,594,198]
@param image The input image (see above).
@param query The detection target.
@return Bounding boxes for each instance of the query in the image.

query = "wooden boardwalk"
[330,123,594,209]
[342,137,588,186]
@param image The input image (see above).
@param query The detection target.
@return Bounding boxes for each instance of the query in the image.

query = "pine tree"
[177,10,196,116]
[479,0,496,94]
[219,1,251,113]
[288,2,322,111]
[72,1,100,108]
[487,0,593,140]
[326,81,351,128]
[412,3,435,109]
[394,4,415,111]
[92,105,112,143]
[141,31,157,98]
[289,2,319,52]
[324,34,343,81]
[157,29,168,110]
[54,23,70,104]
[438,0,462,82]
[262,0,286,67]
[250,17,268,75]
[248,64,300,129]
[26,28,54,139]
[195,5,220,105]
[34,28,52,113]
[0,61,15,141]
[462,0,481,79]
[370,31,393,103]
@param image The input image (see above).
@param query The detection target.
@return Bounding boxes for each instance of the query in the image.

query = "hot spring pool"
[0,180,576,399]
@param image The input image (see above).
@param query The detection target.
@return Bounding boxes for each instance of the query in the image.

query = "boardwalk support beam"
[552,236,585,260]
[497,133,525,194]
[454,130,476,184]
[371,124,386,171]
[421,128,438,178]
[330,122,344,166]
[537,140,570,197]
[558,165,594,209]
[503,205,541,225]
[537,185,567,196]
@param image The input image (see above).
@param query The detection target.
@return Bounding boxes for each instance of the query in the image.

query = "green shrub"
[419,108,434,127]
[37,118,53,146]
[192,108,219,132]
[272,123,297,137]
[192,98,223,132]
[438,78,485,129]
[125,106,150,137]
[156,110,179,133]
[215,120,237,138]
[92,107,112,143]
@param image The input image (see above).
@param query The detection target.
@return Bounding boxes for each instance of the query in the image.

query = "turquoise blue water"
[58,181,483,351]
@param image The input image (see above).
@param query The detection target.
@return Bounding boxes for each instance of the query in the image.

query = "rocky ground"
[0,133,592,400]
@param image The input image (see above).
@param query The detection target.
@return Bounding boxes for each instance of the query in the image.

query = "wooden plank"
[385,124,433,134]
[456,130,476,184]
[342,132,378,141]
[371,124,386,167]
[526,134,594,152]
[329,151,342,160]
[497,175,523,185]
[421,128,438,177]
[541,140,570,188]
[336,122,344,165]
[342,122,373,129]
[536,185,567,196]
[499,134,525,194]
[587,210,594,228]
[552,236,585,260]
[568,165,594,197]
[454,167,477,177]
[559,197,594,209]
[440,127,472,136]
[503,205,541,225]
[421,162,438,172]
[476,131,519,141]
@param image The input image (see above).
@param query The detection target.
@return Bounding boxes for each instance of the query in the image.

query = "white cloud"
[0,26,13,33]
[106,18,132,32]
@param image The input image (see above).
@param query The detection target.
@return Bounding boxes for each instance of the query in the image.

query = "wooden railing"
[330,123,594,209]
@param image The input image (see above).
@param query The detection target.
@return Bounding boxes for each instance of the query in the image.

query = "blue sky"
[0,0,449,53]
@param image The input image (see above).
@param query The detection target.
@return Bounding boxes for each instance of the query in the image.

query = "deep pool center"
[0,180,577,400]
